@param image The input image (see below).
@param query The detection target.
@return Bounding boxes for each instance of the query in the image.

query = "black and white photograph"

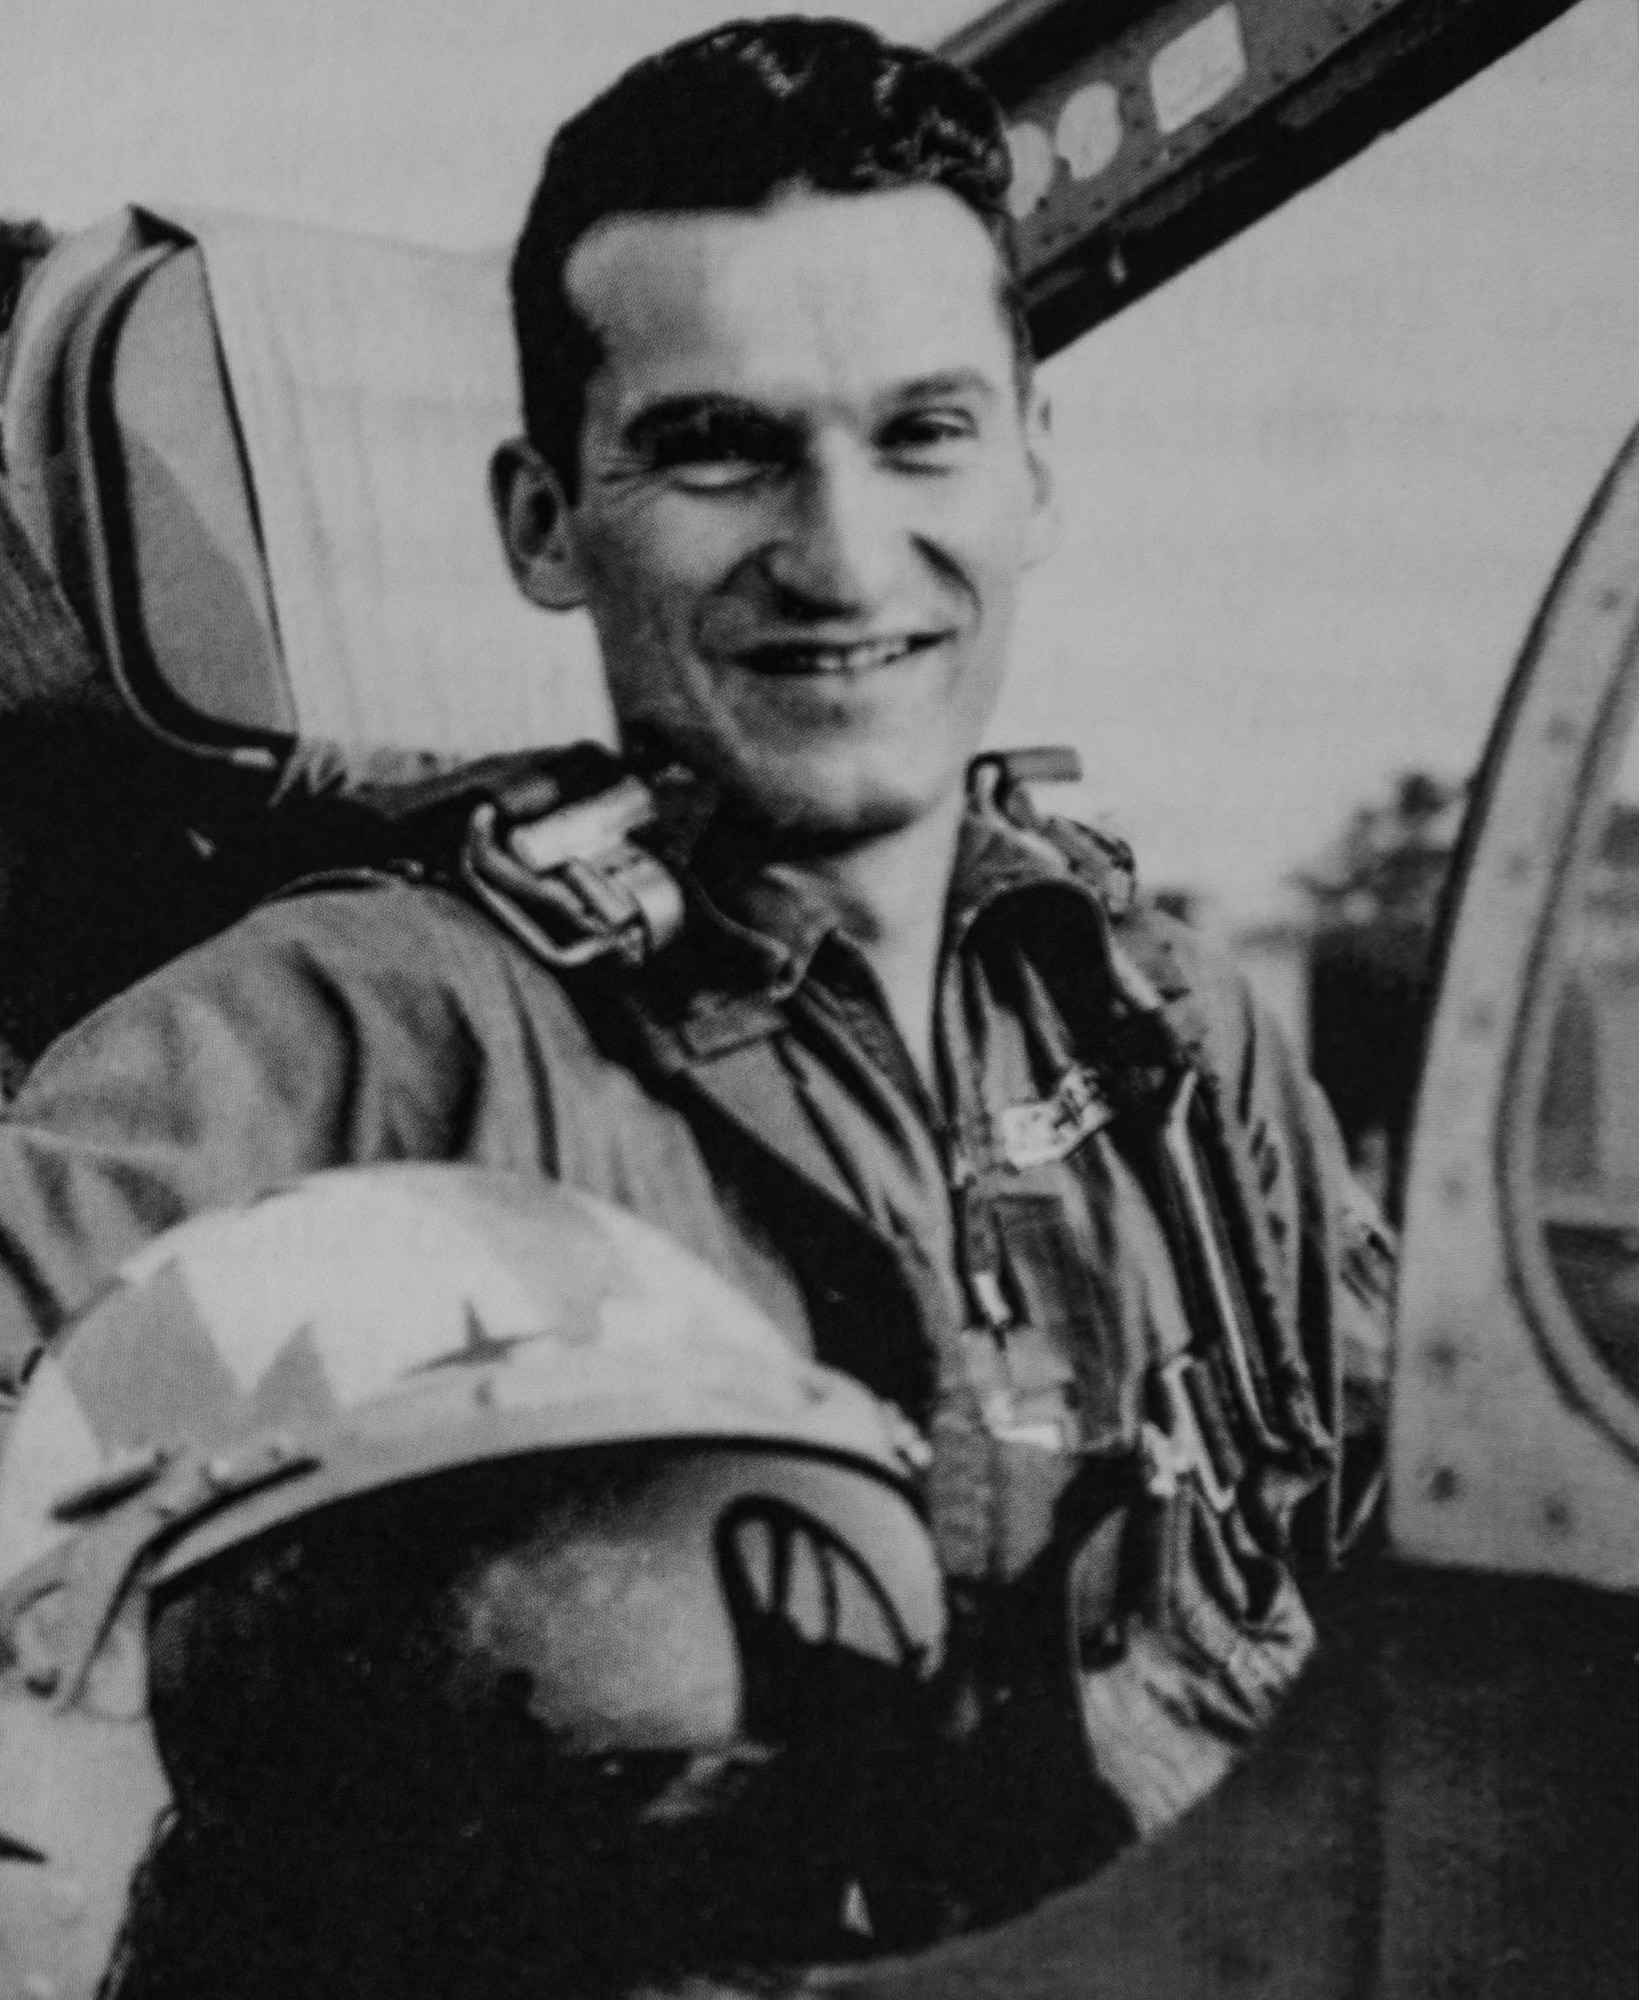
[0,2,1636,1994]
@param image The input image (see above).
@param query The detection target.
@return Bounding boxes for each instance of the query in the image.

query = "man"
[0,13,1386,1960]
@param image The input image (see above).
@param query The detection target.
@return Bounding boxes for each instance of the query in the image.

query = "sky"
[2,0,1637,920]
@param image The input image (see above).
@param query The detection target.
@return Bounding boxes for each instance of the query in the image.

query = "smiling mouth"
[735,633,946,676]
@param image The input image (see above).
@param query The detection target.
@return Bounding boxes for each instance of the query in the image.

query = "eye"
[880,407,980,465]
[645,410,794,491]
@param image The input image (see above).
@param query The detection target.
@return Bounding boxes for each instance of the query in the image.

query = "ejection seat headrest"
[0,204,612,797]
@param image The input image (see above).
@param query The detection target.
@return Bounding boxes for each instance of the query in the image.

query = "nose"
[758,441,907,616]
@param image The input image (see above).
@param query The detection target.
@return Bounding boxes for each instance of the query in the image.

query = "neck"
[785,792,964,1087]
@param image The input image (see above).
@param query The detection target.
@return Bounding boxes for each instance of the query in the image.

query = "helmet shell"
[0,1165,930,1587]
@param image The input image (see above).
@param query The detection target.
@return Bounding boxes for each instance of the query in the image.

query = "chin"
[729,764,949,851]
[640,711,965,848]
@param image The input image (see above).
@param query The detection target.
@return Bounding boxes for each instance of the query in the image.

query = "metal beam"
[941,0,1585,358]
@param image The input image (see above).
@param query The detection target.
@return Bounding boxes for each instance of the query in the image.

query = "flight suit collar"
[609,789,1193,1206]
[605,802,1069,1212]
[663,794,1147,1020]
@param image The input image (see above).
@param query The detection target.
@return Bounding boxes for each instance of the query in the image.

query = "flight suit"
[0,782,1387,1922]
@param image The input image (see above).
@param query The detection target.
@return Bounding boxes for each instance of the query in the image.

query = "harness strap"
[267,742,688,974]
[977,753,1334,1492]
[428,744,1329,1541]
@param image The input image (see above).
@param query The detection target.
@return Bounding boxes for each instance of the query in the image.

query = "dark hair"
[509,15,1029,500]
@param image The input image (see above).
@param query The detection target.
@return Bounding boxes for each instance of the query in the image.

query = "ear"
[1020,384,1060,570]
[490,437,586,611]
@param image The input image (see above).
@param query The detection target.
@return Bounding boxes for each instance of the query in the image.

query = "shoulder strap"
[977,757,1337,1535]
[250,742,689,972]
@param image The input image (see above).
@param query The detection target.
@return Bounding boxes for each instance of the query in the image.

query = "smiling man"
[493,172,1053,1081]
[0,14,1387,1984]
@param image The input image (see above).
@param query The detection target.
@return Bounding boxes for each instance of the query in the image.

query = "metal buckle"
[1140,1355,1237,1512]
[459,777,686,973]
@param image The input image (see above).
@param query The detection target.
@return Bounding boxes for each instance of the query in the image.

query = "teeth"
[764,637,919,674]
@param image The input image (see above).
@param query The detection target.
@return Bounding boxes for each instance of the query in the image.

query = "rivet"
[47,1873,86,1925]
[1543,1494,1574,1539]
[1424,1465,1460,1503]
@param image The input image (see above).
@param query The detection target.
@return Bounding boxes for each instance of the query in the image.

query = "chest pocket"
[935,1130,1152,1589]
[985,1144,1155,1453]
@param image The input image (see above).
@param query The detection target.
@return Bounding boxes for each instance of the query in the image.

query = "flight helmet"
[0,1165,944,2000]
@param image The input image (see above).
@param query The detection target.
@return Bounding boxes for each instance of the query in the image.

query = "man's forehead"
[563,184,1017,416]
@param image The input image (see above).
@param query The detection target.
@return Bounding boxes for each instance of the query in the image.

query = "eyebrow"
[619,372,1004,453]
[885,370,1002,408]
[619,395,794,457]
